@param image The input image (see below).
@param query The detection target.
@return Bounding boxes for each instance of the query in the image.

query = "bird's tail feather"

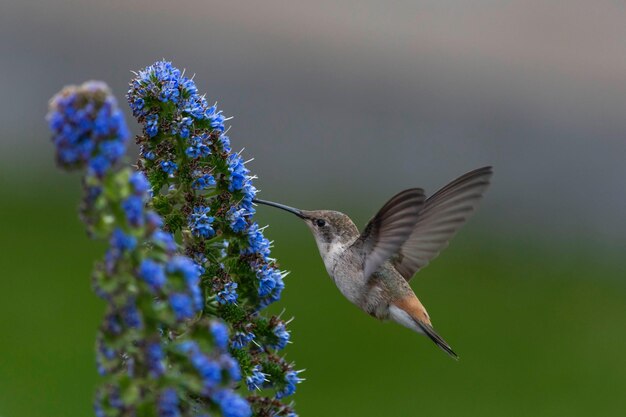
[415,320,459,360]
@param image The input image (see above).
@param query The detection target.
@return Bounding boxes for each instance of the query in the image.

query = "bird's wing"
[352,188,425,280]
[392,166,493,281]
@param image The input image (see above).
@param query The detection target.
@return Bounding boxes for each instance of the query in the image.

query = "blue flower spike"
[49,60,301,417]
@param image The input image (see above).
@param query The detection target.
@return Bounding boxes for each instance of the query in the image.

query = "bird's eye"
[315,219,326,227]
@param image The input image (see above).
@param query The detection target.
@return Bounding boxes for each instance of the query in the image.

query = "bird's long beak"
[253,199,307,219]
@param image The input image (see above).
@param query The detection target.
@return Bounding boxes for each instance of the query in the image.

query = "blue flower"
[190,351,222,390]
[205,105,227,133]
[139,259,166,291]
[122,195,144,227]
[256,265,282,297]
[189,206,215,238]
[161,160,178,175]
[180,77,198,97]
[244,223,271,259]
[210,321,229,351]
[129,171,150,194]
[191,173,216,190]
[176,340,197,354]
[169,293,195,320]
[110,228,136,252]
[212,390,251,417]
[275,370,303,399]
[228,207,248,233]
[103,312,123,335]
[88,155,111,177]
[217,281,238,305]
[128,61,183,108]
[173,116,193,139]
[271,322,290,350]
[252,264,286,309]
[152,230,177,252]
[84,185,102,207]
[99,140,126,161]
[146,114,160,137]
[178,341,238,392]
[220,354,242,381]
[227,154,249,192]
[94,397,105,417]
[144,150,156,161]
[231,331,255,349]
[158,388,180,417]
[185,134,211,158]
[128,61,215,137]
[122,302,143,329]
[246,365,266,391]
[146,342,165,377]
[240,182,258,214]
[259,274,285,308]
[106,387,125,411]
[182,97,208,119]
[219,134,232,153]
[47,81,129,174]
[166,256,202,309]
[146,211,164,229]
[166,256,200,283]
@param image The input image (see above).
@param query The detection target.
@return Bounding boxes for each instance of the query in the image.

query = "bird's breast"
[320,242,348,276]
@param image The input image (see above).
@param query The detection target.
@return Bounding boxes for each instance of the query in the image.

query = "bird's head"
[254,199,358,256]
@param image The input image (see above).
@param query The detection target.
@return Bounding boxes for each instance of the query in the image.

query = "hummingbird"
[254,166,493,359]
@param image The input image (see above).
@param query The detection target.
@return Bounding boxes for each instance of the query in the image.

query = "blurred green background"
[2,0,626,416]
[1,176,625,416]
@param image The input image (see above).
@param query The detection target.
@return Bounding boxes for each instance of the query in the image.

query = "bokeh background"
[1,1,625,416]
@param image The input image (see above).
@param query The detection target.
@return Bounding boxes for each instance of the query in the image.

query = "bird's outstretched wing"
[353,188,425,280]
[392,166,493,281]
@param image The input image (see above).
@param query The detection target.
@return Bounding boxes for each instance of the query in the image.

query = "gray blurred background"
[2,0,625,241]
[1,1,626,416]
